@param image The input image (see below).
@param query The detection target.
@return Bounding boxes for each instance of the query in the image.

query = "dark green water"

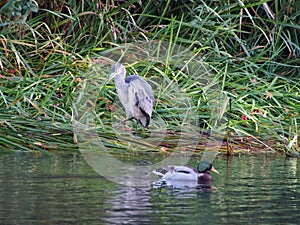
[0,153,299,224]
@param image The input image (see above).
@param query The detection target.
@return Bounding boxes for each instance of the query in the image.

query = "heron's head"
[197,160,219,174]
[108,63,126,82]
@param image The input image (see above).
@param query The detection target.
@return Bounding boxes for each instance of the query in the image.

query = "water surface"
[0,153,299,224]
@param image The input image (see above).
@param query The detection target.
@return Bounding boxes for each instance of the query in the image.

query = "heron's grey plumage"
[108,63,155,132]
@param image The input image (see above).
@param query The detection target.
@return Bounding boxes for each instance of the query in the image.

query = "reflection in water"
[0,153,300,224]
[103,186,152,224]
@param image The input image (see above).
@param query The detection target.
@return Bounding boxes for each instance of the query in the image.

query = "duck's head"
[197,160,219,174]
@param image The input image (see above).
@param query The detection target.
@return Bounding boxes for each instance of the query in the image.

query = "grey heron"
[108,63,155,134]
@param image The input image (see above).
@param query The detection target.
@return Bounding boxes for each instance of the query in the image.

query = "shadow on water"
[0,152,300,224]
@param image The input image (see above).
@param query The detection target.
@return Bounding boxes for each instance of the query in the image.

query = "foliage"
[0,0,299,155]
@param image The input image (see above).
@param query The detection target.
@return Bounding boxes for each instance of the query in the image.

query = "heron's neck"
[114,76,127,94]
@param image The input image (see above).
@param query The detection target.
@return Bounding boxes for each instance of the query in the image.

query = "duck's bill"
[211,166,219,174]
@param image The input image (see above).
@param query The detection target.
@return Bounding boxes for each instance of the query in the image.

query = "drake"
[153,160,219,182]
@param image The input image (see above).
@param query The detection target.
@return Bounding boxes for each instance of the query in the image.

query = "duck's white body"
[153,166,211,181]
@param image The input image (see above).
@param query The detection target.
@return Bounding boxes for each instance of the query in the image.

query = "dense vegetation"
[0,0,299,155]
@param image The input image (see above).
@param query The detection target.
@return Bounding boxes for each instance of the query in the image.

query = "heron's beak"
[107,72,116,83]
[211,166,219,174]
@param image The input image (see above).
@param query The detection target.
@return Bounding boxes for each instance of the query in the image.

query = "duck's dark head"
[197,160,219,174]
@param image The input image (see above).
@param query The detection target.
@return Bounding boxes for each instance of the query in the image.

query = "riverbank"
[0,1,299,155]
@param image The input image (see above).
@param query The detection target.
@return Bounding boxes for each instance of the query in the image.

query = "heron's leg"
[113,118,139,136]
[113,117,134,129]
[134,119,139,136]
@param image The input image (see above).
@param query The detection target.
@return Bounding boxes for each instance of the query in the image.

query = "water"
[0,153,299,224]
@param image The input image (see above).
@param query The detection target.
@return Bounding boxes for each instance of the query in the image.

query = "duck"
[153,160,219,182]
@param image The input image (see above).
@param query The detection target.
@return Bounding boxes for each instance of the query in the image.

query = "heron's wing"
[126,76,155,101]
[127,76,155,126]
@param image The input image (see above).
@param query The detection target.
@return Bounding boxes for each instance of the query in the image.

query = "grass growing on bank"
[0,0,299,155]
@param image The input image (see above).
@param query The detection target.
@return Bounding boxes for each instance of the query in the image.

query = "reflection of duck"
[153,160,219,183]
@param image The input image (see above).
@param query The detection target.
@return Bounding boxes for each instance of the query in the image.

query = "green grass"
[0,0,299,155]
